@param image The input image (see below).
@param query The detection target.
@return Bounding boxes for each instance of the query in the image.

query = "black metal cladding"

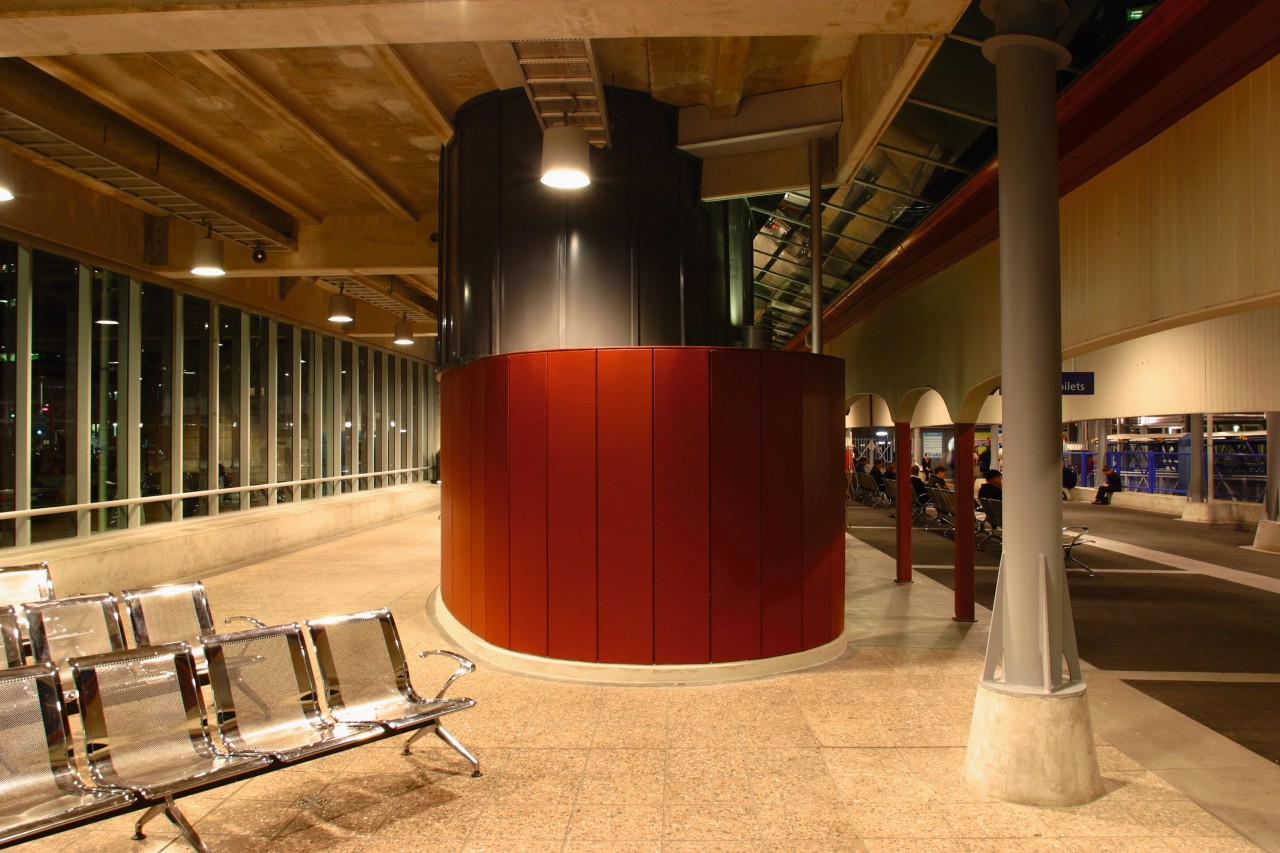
[439,87,748,365]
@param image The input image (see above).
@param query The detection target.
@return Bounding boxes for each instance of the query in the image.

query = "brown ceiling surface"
[0,0,970,316]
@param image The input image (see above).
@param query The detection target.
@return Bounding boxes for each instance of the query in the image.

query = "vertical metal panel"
[597,348,655,664]
[440,368,454,609]
[709,349,762,662]
[207,302,219,516]
[483,357,511,648]
[468,360,487,637]
[653,348,711,663]
[800,357,831,648]
[497,96,561,354]
[291,326,302,501]
[830,361,847,636]
[507,352,549,656]
[546,350,598,661]
[760,352,803,657]
[452,362,474,629]
[238,311,250,505]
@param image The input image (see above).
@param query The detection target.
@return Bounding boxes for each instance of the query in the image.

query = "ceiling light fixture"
[190,221,225,277]
[0,148,15,202]
[393,314,414,346]
[328,283,355,323]
[541,124,590,189]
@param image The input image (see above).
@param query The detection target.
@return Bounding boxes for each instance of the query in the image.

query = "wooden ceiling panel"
[646,37,717,108]
[391,42,500,118]
[742,36,858,99]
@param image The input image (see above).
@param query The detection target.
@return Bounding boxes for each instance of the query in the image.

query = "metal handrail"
[0,467,432,522]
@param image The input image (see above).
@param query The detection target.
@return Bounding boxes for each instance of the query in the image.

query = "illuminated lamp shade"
[328,290,355,323]
[190,225,225,277]
[393,318,414,346]
[0,148,15,202]
[540,125,590,189]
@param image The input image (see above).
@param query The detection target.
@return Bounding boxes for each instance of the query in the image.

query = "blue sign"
[1061,372,1094,395]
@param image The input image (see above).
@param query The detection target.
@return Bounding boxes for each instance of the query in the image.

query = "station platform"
[19,502,1278,852]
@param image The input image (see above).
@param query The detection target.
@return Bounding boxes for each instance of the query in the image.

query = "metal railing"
[1062,450,1264,503]
[0,466,434,546]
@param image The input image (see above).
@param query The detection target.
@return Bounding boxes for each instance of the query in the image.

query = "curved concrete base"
[964,680,1105,807]
[428,589,847,685]
[1252,519,1280,552]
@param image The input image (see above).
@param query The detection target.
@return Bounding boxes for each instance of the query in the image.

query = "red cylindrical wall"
[440,347,845,665]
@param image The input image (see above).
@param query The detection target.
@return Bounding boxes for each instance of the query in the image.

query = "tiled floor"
[17,510,1269,852]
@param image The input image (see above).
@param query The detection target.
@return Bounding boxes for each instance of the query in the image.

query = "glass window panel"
[30,251,79,543]
[340,341,352,493]
[322,335,335,496]
[0,240,16,546]
[218,306,241,511]
[373,349,384,487]
[182,295,211,517]
[139,283,173,525]
[358,346,369,489]
[248,314,269,500]
[299,329,314,499]
[90,268,128,532]
[399,358,410,483]
[276,322,294,498]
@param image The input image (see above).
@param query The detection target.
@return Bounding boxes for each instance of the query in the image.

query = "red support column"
[894,421,913,584]
[953,422,977,623]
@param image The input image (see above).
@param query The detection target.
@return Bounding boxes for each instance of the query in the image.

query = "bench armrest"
[419,649,476,700]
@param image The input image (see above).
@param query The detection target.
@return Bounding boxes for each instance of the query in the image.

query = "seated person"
[1093,466,1123,504]
[928,466,948,490]
[977,469,1003,502]
[908,465,931,504]
[1062,464,1078,499]
[870,460,887,491]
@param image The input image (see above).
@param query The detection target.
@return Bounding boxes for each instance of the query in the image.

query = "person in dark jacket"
[1093,466,1123,504]
[978,470,1003,502]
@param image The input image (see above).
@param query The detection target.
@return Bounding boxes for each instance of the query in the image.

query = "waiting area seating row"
[0,566,480,852]
[851,485,1095,577]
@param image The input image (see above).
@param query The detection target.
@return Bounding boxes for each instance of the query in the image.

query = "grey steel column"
[809,138,823,354]
[982,0,1074,689]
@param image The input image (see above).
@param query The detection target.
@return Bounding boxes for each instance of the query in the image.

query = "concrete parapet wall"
[1070,487,1262,524]
[4,485,440,595]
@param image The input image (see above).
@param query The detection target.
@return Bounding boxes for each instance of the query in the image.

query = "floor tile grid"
[7,511,1266,852]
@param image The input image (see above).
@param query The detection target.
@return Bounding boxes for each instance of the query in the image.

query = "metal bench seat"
[0,662,136,846]
[307,609,480,776]
[203,623,382,764]
[1,605,24,668]
[70,643,272,850]
[122,581,215,653]
[26,593,127,702]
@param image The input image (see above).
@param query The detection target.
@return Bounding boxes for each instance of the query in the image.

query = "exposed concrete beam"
[680,82,843,159]
[835,34,943,186]
[350,272,439,319]
[21,56,322,225]
[701,143,836,201]
[0,2,971,57]
[477,41,525,90]
[711,37,751,119]
[0,86,297,249]
[364,45,454,145]
[190,50,419,222]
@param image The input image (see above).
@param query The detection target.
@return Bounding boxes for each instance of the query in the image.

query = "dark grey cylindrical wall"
[439,87,751,364]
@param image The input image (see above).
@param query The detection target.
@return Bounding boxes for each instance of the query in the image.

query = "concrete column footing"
[964,680,1105,807]
[1252,519,1280,552]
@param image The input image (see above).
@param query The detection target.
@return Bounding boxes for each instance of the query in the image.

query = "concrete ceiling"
[0,0,970,323]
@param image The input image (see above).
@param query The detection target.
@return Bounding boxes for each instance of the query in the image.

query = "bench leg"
[435,722,483,777]
[133,802,165,840]
[163,796,209,853]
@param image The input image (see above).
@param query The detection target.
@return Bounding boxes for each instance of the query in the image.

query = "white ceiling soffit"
[678,82,842,160]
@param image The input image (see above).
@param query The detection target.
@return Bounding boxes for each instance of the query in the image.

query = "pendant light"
[540,124,590,189]
[328,283,355,323]
[393,314,414,346]
[0,148,16,202]
[190,221,225,276]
